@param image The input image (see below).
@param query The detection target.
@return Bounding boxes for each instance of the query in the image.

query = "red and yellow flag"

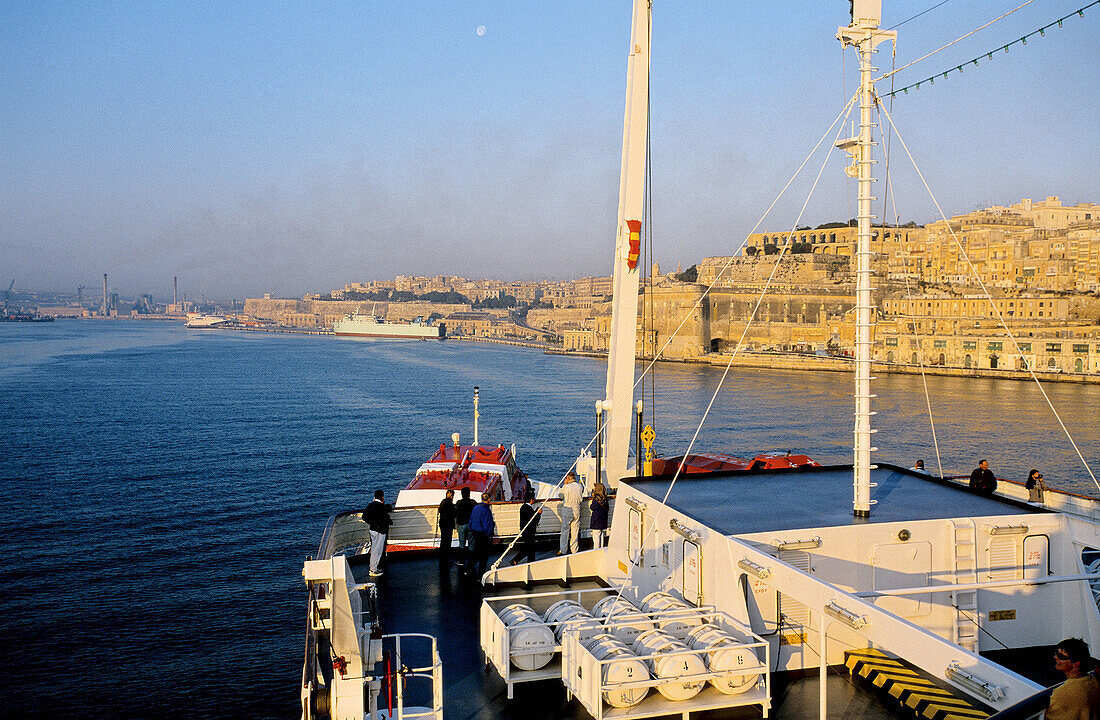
[626,219,641,269]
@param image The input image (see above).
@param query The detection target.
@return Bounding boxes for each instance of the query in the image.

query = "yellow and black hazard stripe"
[845,648,990,720]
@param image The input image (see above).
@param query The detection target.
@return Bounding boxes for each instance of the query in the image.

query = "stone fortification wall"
[636,285,856,358]
[528,305,609,333]
[384,302,471,321]
[1070,295,1100,323]
[641,285,708,359]
[637,284,1100,374]
[697,255,853,289]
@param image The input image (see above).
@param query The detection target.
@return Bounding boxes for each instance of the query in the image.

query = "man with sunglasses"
[1047,638,1099,719]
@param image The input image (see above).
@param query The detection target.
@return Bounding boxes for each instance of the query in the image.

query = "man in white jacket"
[558,472,583,555]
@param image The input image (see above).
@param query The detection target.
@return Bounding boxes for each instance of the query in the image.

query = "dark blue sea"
[1,320,1097,718]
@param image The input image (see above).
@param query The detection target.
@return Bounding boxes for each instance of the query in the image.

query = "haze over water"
[0,320,1096,718]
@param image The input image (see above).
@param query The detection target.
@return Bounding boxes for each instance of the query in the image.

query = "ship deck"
[353,552,904,719]
[345,466,1058,718]
[629,463,1039,536]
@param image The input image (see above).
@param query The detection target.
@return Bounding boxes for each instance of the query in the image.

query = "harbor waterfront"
[1,320,1098,718]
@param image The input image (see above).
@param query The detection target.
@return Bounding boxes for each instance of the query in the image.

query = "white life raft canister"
[498,603,555,671]
[631,628,707,701]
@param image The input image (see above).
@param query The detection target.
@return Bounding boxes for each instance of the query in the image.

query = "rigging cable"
[877,52,947,480]
[877,0,1036,83]
[876,98,1099,492]
[881,1,1097,97]
[494,91,863,575]
[594,93,859,613]
[888,0,953,30]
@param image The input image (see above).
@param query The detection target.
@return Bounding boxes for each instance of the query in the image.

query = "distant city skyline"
[2,1,1097,299]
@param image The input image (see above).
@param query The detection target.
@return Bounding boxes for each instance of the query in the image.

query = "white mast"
[838,1,894,517]
[601,0,651,489]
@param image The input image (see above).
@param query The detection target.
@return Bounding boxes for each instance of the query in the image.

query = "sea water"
[1,320,1096,718]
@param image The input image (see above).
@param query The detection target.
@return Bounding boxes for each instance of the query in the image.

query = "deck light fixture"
[774,537,821,551]
[738,558,771,579]
[624,496,647,513]
[988,524,1029,536]
[824,601,868,630]
[945,662,1007,702]
[669,518,702,543]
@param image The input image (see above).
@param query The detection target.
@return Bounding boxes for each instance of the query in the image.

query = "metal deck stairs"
[845,648,990,720]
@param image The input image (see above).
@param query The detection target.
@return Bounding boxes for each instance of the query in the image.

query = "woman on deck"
[1026,469,1047,504]
[589,482,609,549]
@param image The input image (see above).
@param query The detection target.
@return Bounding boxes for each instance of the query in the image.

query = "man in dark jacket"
[454,486,476,566]
[437,489,456,565]
[364,489,392,577]
[969,459,998,496]
[510,489,541,566]
[467,493,496,580]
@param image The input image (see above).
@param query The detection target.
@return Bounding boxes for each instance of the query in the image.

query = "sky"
[2,1,1097,301]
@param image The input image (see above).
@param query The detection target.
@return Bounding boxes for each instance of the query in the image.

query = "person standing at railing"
[454,486,476,567]
[969,459,997,496]
[364,489,393,578]
[1026,469,1047,505]
[510,488,541,565]
[437,488,456,565]
[558,472,582,555]
[589,482,609,549]
[467,493,496,581]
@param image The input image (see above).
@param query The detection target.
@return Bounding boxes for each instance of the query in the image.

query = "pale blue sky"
[2,1,1097,299]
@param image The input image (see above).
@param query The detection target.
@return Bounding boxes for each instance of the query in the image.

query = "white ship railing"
[327,497,613,554]
[377,633,443,720]
[942,474,1100,521]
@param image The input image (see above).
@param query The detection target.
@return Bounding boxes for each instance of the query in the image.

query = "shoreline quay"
[225,325,1098,383]
[545,346,1100,384]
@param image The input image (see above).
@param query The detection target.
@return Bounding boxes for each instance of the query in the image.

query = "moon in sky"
[476,25,486,37]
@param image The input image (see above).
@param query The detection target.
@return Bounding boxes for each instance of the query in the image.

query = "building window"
[988,342,1003,352]
[934,340,947,349]
[885,337,898,347]
[1046,343,1062,353]
[963,341,977,350]
[1073,344,1088,354]
[1018,343,1031,352]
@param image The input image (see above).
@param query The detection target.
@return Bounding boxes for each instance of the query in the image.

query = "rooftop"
[626,464,1037,536]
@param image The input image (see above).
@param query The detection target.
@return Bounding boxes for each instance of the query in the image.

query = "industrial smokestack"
[102,274,108,316]
[173,276,178,306]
